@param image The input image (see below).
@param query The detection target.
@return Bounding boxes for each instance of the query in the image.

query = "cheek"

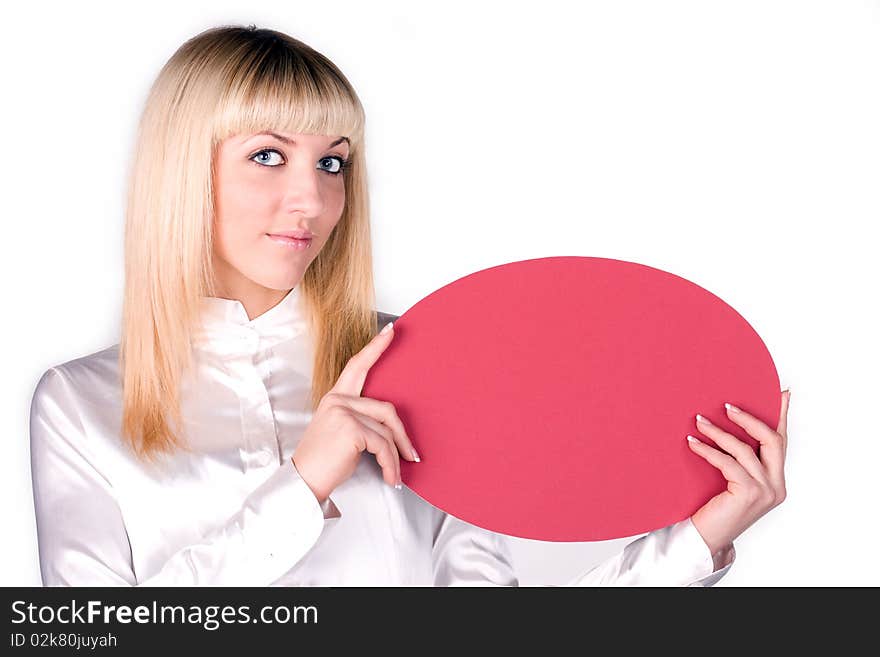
[324,181,347,225]
[215,174,278,238]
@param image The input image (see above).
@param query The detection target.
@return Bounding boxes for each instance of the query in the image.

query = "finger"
[351,409,401,487]
[694,414,769,484]
[722,400,786,485]
[337,394,420,462]
[358,418,402,488]
[777,389,790,451]
[686,434,753,486]
[331,321,395,397]
[723,401,783,448]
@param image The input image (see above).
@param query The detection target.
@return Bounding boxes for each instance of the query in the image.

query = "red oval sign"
[362,256,780,541]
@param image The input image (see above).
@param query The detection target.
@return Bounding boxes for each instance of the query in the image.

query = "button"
[254,449,275,467]
[240,328,259,351]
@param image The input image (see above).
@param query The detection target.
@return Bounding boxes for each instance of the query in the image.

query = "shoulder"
[30,344,125,479]
[32,344,121,418]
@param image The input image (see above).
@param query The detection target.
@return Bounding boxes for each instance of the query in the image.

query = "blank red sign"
[362,256,780,542]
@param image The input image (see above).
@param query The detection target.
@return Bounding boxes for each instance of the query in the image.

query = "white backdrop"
[2,0,877,586]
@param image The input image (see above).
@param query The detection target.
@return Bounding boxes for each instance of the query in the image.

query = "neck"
[212,247,303,319]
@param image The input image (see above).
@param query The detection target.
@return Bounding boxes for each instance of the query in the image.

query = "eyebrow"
[250,131,349,149]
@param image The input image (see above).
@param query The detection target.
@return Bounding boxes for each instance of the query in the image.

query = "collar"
[193,286,307,353]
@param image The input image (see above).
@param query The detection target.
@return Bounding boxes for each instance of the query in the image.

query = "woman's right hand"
[292,322,419,503]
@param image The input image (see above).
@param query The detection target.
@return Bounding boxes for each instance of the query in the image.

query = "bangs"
[212,36,364,147]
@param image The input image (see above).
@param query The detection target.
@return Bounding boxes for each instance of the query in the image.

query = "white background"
[2,0,878,586]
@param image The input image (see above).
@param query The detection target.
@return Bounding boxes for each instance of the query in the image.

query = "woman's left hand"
[687,389,791,559]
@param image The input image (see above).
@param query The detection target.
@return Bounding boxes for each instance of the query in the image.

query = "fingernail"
[725,403,741,413]
[412,448,421,462]
[380,321,394,335]
[695,413,712,426]
[394,482,402,490]
[686,434,701,444]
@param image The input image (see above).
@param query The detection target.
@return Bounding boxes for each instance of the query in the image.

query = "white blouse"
[29,285,736,586]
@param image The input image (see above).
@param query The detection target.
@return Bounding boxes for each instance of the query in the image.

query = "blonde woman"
[29,25,785,586]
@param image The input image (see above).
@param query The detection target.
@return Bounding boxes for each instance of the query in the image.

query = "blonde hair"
[120,24,378,462]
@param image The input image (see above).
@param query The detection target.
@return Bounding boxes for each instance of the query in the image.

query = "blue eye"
[319,156,347,175]
[250,149,284,167]
[250,148,350,176]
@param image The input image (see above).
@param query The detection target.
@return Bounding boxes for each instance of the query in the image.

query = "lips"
[266,233,313,249]
[266,230,314,239]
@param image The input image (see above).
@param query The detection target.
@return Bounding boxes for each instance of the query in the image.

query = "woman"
[29,24,789,586]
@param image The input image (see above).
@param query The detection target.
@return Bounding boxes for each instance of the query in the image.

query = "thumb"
[777,388,790,438]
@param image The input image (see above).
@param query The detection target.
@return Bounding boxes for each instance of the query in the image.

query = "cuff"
[677,517,736,587]
[289,457,342,520]
[244,458,331,583]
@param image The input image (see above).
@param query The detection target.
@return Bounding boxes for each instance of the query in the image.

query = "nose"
[282,160,327,217]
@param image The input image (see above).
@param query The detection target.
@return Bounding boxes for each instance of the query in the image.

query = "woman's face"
[211,130,349,299]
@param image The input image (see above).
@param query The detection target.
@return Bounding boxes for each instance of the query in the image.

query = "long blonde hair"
[120,24,377,462]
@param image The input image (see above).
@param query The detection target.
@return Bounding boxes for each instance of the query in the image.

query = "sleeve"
[30,367,341,587]
[431,510,735,587]
[563,517,736,587]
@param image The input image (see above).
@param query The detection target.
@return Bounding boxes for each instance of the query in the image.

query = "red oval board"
[362,256,780,541]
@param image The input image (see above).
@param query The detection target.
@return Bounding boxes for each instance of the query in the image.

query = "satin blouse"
[29,285,735,586]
